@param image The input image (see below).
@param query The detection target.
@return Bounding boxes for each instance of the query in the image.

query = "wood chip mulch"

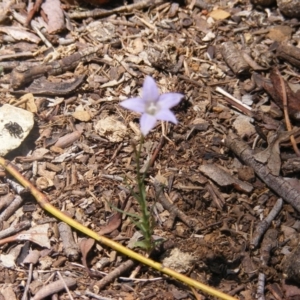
[1,0,300,299]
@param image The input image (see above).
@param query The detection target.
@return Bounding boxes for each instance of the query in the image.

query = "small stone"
[277,0,300,18]
[161,248,195,273]
[0,104,34,156]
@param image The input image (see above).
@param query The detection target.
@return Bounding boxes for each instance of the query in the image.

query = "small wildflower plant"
[120,76,183,252]
[120,76,183,136]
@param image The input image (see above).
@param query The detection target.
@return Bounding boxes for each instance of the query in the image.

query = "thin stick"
[93,260,135,293]
[21,263,33,300]
[250,198,283,249]
[0,158,237,300]
[57,271,74,300]
[68,0,166,19]
[278,72,300,156]
[215,86,253,117]
[257,273,266,300]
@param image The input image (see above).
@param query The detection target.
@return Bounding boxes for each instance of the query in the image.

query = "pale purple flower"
[120,76,183,136]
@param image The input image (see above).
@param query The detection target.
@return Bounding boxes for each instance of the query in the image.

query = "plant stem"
[133,135,152,252]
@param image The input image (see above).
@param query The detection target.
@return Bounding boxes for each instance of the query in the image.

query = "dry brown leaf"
[199,164,253,193]
[98,212,122,236]
[79,238,95,276]
[254,129,300,176]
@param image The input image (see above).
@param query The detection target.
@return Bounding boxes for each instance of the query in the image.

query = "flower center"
[146,102,159,116]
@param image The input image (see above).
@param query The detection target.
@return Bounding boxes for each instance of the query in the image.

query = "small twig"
[93,259,136,293]
[215,86,253,116]
[277,70,300,156]
[25,0,43,26]
[129,264,142,279]
[149,136,165,167]
[257,273,266,300]
[260,228,278,266]
[85,290,113,300]
[206,181,225,210]
[225,133,300,213]
[228,284,246,296]
[68,0,166,19]
[30,23,53,49]
[177,74,204,87]
[176,185,204,190]
[21,263,33,300]
[71,262,163,282]
[6,178,26,194]
[0,195,23,222]
[0,52,34,61]
[100,174,123,182]
[191,287,204,300]
[0,220,31,239]
[250,198,283,249]
[57,271,74,300]
[154,183,201,231]
[31,277,76,300]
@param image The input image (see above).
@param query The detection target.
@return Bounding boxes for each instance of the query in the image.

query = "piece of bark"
[282,157,300,175]
[276,44,300,70]
[31,277,76,300]
[199,164,253,193]
[221,42,250,75]
[10,46,101,89]
[225,133,300,213]
[14,75,86,96]
[283,243,300,283]
[58,222,79,261]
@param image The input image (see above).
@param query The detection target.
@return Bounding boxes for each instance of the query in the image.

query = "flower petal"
[157,93,183,109]
[120,97,145,113]
[155,109,178,124]
[140,113,157,136]
[142,76,160,103]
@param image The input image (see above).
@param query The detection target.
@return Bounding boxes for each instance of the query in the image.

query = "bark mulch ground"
[1,0,300,299]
